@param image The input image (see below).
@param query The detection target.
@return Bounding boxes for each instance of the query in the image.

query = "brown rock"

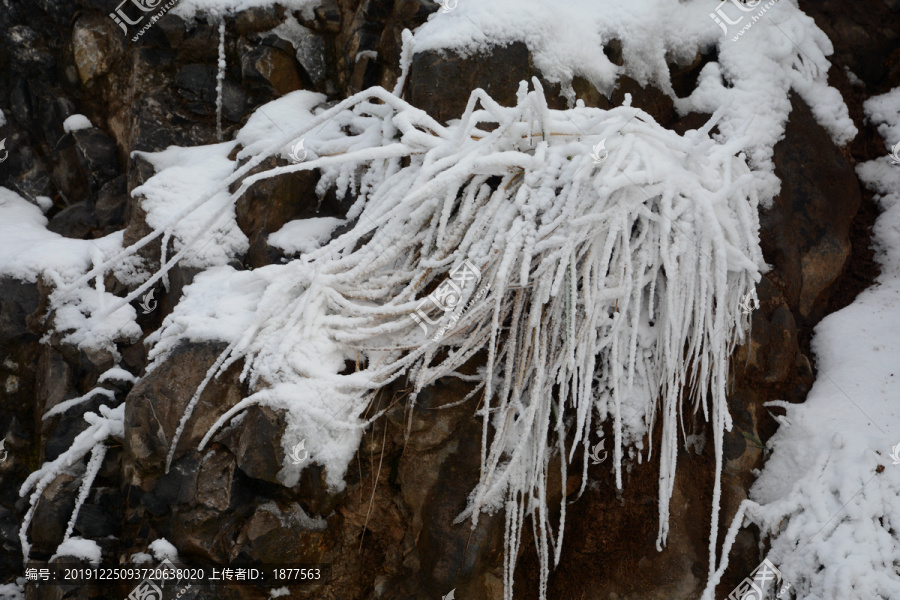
[799,235,850,318]
[233,6,284,36]
[765,95,862,326]
[72,14,123,85]
[232,502,329,564]
[735,276,802,385]
[197,448,237,512]
[406,42,533,124]
[241,43,303,96]
[218,405,286,484]
[29,473,79,556]
[123,342,244,486]
[233,156,349,268]
[168,504,242,564]
[393,378,505,597]
[312,0,342,34]
[611,75,676,127]
[36,346,74,420]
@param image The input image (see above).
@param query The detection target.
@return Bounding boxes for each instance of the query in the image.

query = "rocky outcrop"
[0,1,895,599]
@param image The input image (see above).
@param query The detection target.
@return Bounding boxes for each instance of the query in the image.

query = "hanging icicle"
[41,81,763,600]
[216,17,226,141]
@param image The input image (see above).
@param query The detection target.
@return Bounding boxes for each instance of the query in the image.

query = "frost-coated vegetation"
[6,1,887,597]
[25,79,766,597]
[701,91,900,600]
[18,404,124,561]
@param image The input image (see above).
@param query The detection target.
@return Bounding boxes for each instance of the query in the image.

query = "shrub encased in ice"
[132,80,764,599]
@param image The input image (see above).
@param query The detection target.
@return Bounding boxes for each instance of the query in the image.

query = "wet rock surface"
[0,1,895,599]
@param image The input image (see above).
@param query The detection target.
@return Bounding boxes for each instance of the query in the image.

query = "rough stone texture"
[233,157,350,268]
[0,0,894,598]
[218,406,288,485]
[171,60,253,124]
[293,24,330,85]
[232,502,330,564]
[0,278,43,574]
[46,202,98,239]
[123,342,244,485]
[28,473,80,557]
[241,39,304,97]
[407,42,533,124]
[766,95,863,328]
[95,174,128,231]
[72,13,123,85]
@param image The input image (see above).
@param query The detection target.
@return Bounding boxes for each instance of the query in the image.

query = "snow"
[257,502,327,530]
[146,266,272,366]
[97,367,138,384]
[132,142,248,269]
[18,404,125,561]
[0,187,117,283]
[149,538,179,561]
[62,114,93,133]
[216,19,226,141]
[62,446,107,543]
[844,66,864,87]
[129,81,764,600]
[864,87,900,152]
[5,2,872,598]
[268,217,344,255]
[267,588,290,599]
[130,552,154,564]
[35,195,53,213]
[170,0,320,21]
[43,388,116,420]
[0,192,142,563]
[0,109,6,128]
[233,89,326,161]
[705,88,900,600]
[0,187,142,354]
[399,0,856,205]
[51,537,102,565]
[0,582,23,600]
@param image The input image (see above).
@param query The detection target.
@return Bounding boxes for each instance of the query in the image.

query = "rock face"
[0,1,894,599]
[766,96,862,328]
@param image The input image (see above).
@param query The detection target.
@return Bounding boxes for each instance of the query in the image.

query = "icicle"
[215,17,226,142]
[19,405,124,563]
[45,82,763,600]
[62,444,107,542]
